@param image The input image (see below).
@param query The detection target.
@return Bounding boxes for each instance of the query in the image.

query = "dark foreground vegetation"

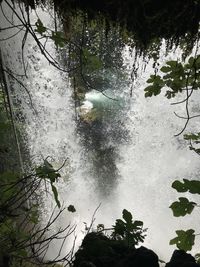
[22,0,200,52]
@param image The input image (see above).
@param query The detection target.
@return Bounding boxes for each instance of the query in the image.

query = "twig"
[86,203,101,234]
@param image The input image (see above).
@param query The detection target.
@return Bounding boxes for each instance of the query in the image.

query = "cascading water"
[1,1,200,263]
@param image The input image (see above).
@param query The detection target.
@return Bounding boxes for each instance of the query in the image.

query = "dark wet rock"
[117,246,159,267]
[166,250,200,267]
[73,232,159,267]
[73,232,120,267]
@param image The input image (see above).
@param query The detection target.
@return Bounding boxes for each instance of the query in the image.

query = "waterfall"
[1,1,200,263]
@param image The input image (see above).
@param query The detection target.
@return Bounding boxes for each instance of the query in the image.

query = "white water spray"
[1,1,200,263]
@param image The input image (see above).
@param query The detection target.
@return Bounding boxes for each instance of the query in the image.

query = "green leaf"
[170,229,195,251]
[113,219,126,236]
[166,61,177,68]
[146,75,156,83]
[48,171,58,183]
[144,85,161,97]
[144,75,164,97]
[35,160,61,182]
[195,55,200,68]
[35,19,47,35]
[123,209,132,223]
[165,90,176,99]
[188,57,195,67]
[170,197,196,217]
[67,205,76,213]
[161,66,171,73]
[172,179,200,194]
[112,210,146,248]
[170,79,183,91]
[185,180,200,194]
[51,31,66,47]
[172,180,188,192]
[51,184,61,208]
[184,133,200,141]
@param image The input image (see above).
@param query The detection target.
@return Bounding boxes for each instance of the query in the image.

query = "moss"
[78,108,99,123]
[21,0,200,53]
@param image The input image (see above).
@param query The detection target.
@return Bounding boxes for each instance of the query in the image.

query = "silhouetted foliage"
[21,0,200,52]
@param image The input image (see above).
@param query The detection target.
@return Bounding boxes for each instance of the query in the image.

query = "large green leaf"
[35,19,47,35]
[170,197,196,217]
[172,180,188,192]
[170,229,195,251]
[172,179,200,194]
[144,55,200,99]
[123,209,132,224]
[112,210,146,247]
[144,75,164,97]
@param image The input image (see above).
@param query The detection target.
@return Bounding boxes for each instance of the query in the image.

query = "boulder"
[73,232,159,267]
[117,246,159,267]
[166,250,200,267]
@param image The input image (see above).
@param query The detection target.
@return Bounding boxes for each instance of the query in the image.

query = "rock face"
[116,246,159,267]
[73,233,200,267]
[73,232,159,267]
[166,250,200,267]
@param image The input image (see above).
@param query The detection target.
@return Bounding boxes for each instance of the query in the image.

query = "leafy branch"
[96,209,146,248]
[0,158,76,266]
[111,209,146,247]
[144,54,200,136]
[35,159,62,208]
[169,178,200,251]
